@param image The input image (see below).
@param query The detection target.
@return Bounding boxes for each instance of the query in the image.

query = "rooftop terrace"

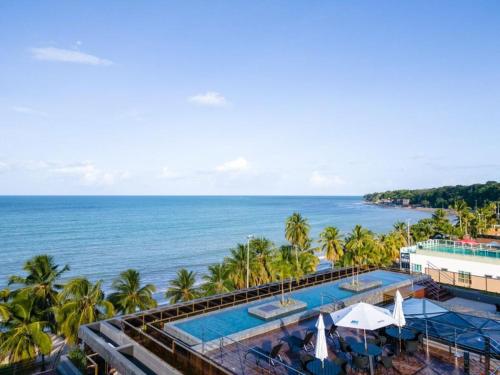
[78,266,500,375]
[405,239,500,260]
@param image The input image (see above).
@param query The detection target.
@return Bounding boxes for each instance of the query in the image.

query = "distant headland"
[364,181,500,209]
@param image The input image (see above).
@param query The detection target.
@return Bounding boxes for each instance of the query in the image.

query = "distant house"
[394,198,410,207]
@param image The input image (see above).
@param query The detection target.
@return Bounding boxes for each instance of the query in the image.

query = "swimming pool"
[420,245,499,259]
[171,270,411,342]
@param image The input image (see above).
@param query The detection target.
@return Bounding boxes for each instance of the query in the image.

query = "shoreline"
[364,201,453,214]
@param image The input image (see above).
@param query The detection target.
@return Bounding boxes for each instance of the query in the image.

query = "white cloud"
[309,171,345,188]
[11,106,48,117]
[215,157,249,173]
[0,161,10,173]
[188,91,228,107]
[49,162,128,186]
[30,47,113,66]
[159,167,180,179]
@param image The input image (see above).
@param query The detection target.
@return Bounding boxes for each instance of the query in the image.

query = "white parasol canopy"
[314,313,328,366]
[330,302,397,331]
[330,302,397,351]
[392,290,406,328]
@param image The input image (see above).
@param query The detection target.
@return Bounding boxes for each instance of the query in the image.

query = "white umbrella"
[330,302,396,350]
[393,290,406,330]
[392,290,406,351]
[314,313,328,368]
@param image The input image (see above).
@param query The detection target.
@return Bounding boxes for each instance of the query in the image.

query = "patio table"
[347,339,382,375]
[385,326,416,341]
[306,359,341,375]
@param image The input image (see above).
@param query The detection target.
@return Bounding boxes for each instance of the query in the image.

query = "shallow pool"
[172,270,411,341]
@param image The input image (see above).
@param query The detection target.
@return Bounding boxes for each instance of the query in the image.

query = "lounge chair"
[326,323,338,339]
[286,330,315,352]
[245,342,285,367]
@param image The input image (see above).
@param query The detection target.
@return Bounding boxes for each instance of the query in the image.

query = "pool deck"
[165,271,429,352]
[206,315,489,375]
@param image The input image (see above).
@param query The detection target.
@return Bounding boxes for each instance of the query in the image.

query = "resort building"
[401,239,500,293]
[76,266,500,375]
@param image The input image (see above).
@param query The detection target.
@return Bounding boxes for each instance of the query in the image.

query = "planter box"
[248,299,307,320]
[339,280,383,292]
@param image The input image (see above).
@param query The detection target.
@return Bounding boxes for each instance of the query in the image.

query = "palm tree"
[344,225,374,283]
[318,227,344,269]
[56,278,114,344]
[379,233,399,266]
[285,213,310,266]
[392,221,409,247]
[201,264,233,296]
[0,297,52,364]
[270,247,293,305]
[451,199,469,234]
[0,289,10,322]
[250,237,275,284]
[8,255,69,329]
[225,244,258,289]
[410,219,434,242]
[431,208,453,235]
[107,269,157,315]
[165,269,198,304]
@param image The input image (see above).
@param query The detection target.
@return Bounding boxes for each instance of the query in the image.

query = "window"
[411,264,422,273]
[458,271,471,284]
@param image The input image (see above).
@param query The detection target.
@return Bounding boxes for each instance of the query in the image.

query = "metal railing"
[425,267,500,294]
[415,239,500,259]
[125,265,378,327]
[202,326,305,375]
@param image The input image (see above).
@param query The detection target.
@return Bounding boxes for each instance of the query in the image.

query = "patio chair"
[404,340,418,357]
[380,354,394,373]
[351,354,369,374]
[338,337,352,355]
[299,353,315,373]
[286,330,315,352]
[333,356,348,375]
[416,333,424,348]
[245,342,285,367]
[378,335,387,346]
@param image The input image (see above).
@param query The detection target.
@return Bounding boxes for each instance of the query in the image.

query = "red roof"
[458,239,479,244]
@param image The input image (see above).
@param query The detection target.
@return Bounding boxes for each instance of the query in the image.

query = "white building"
[401,239,500,280]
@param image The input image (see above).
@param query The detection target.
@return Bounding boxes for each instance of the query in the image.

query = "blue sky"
[1,1,499,195]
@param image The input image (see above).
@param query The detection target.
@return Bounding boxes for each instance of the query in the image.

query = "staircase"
[416,277,453,301]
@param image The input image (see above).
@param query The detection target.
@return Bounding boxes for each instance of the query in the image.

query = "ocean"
[0,196,430,300]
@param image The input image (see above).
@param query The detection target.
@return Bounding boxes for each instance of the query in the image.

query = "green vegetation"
[67,347,87,372]
[364,180,499,208]
[2,206,498,367]
[108,269,157,315]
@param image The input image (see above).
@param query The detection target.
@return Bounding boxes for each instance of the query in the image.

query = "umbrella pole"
[364,329,367,351]
[399,326,402,354]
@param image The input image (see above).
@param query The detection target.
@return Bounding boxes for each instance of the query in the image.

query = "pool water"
[172,270,410,341]
[421,245,499,259]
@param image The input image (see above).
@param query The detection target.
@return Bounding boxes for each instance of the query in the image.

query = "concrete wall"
[79,322,181,375]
